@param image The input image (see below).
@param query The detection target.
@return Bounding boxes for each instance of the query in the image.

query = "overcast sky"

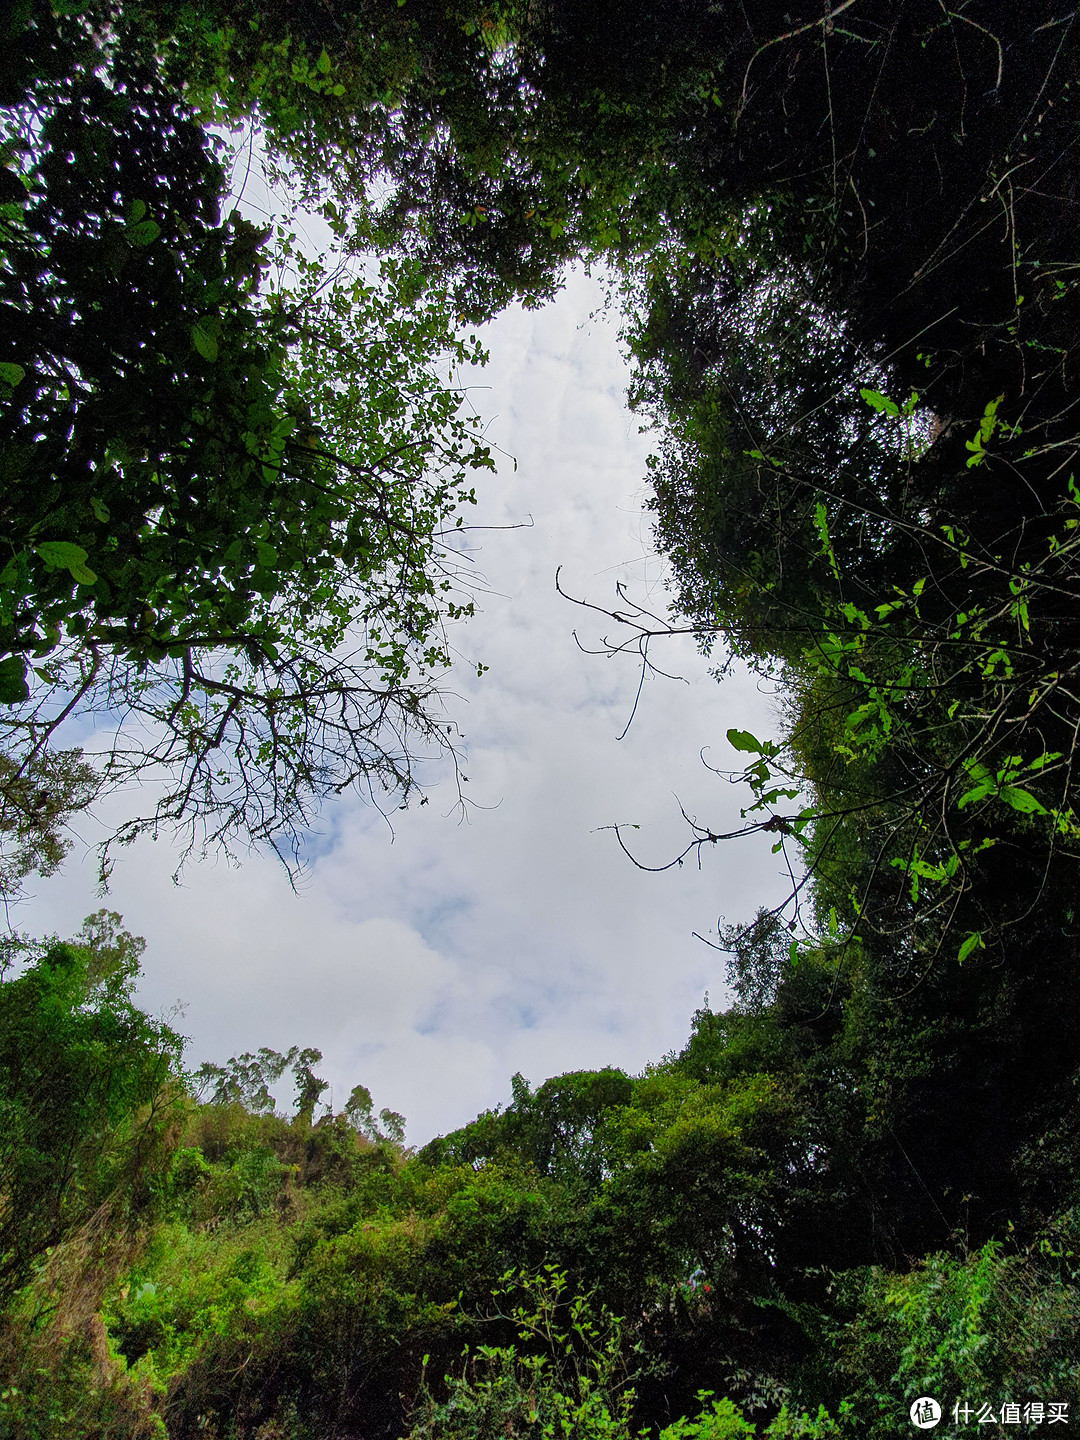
[20,267,789,1144]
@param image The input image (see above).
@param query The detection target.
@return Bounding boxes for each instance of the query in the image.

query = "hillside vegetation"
[2,911,1079,1438]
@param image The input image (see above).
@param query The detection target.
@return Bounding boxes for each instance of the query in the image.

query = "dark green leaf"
[191,322,219,361]
[0,655,29,704]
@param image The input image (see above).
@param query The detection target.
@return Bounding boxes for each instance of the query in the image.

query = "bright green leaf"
[957,932,984,962]
[860,387,899,417]
[999,786,1046,815]
[36,542,97,585]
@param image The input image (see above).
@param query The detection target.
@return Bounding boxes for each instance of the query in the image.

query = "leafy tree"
[717,908,792,1016]
[193,1046,297,1116]
[0,913,182,1305]
[292,1047,329,1127]
[194,1044,332,1124]
[345,1082,407,1145]
[0,745,97,903]
[597,4,1080,961]
[1,2,493,871]
[426,1069,635,1188]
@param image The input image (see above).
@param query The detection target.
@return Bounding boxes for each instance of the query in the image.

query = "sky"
[19,266,790,1145]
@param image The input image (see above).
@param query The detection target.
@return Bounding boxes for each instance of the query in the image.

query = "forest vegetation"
[2,0,1080,1436]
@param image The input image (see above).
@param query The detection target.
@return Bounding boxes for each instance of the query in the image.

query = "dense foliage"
[1,0,492,879]
[2,919,1079,1438]
[0,914,181,1309]
[3,0,1080,1437]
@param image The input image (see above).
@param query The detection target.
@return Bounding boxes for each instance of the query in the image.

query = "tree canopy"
[1,0,493,878]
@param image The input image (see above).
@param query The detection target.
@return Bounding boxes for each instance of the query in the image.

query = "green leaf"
[812,502,841,579]
[191,322,219,361]
[727,728,763,754]
[875,598,905,618]
[256,541,279,568]
[0,655,28,704]
[1027,751,1062,771]
[957,932,984,963]
[35,541,97,585]
[316,47,332,73]
[126,218,161,246]
[90,497,110,523]
[125,199,147,223]
[965,394,1004,466]
[860,387,899,417]
[957,783,994,810]
[979,393,1004,441]
[35,540,85,569]
[999,786,1046,815]
[0,362,25,387]
[840,601,869,628]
